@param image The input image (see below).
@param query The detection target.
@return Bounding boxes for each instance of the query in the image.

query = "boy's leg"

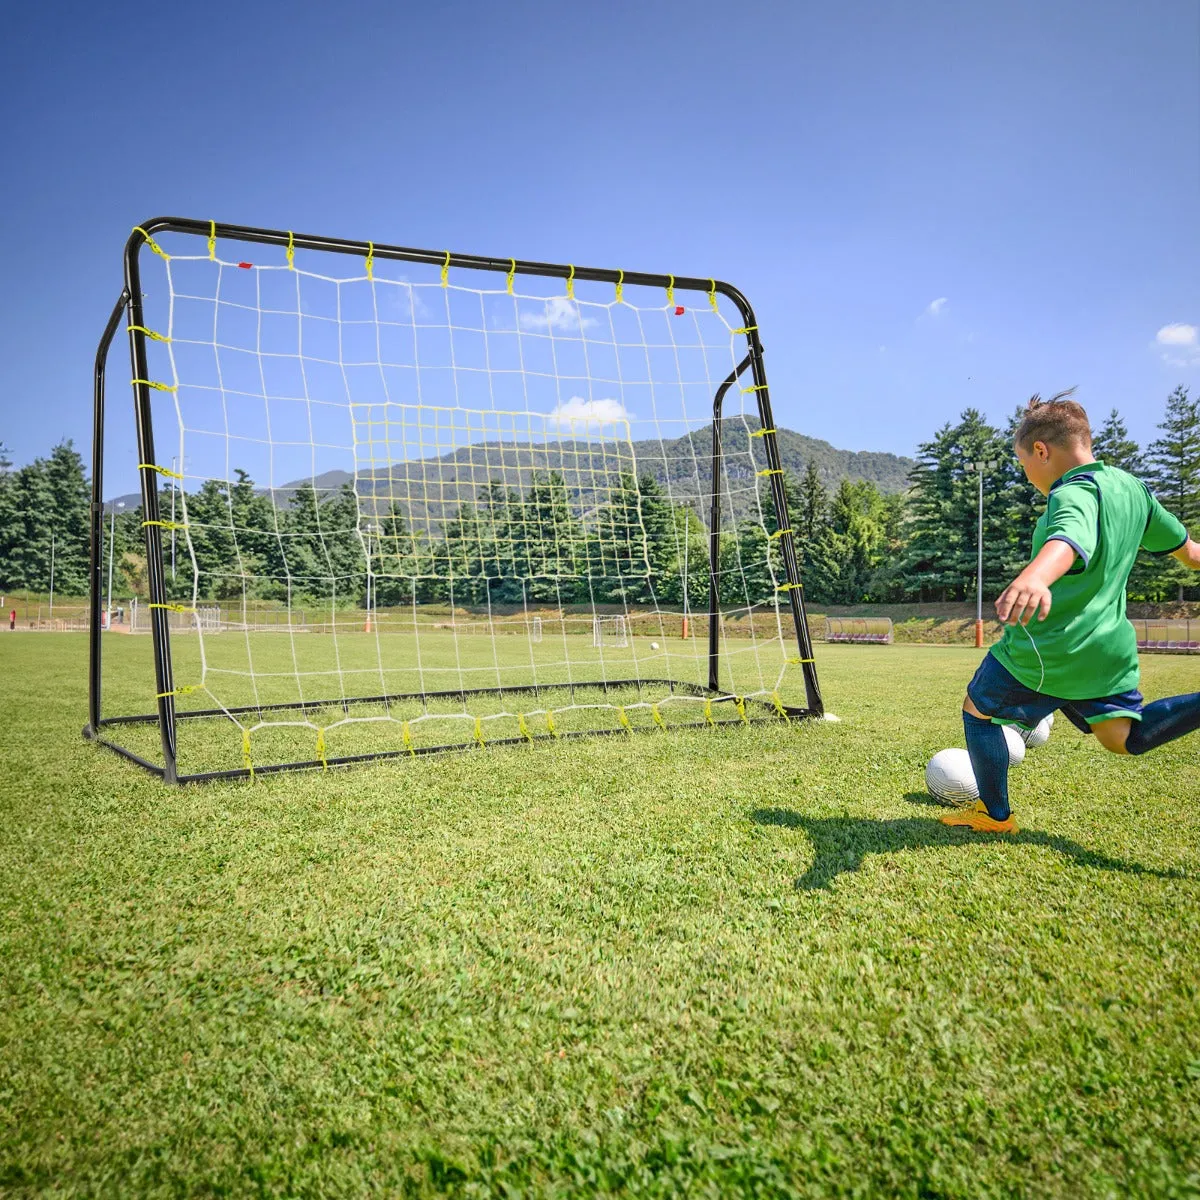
[961,697,1012,821]
[1125,693,1200,755]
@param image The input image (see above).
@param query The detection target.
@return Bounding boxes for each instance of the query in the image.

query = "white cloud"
[926,297,948,317]
[548,397,631,431]
[1155,323,1199,367]
[519,296,596,333]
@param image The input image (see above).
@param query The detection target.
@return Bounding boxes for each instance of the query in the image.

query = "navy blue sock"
[1126,693,1200,756]
[963,711,1010,820]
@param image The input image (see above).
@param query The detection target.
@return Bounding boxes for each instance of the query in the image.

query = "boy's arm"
[995,540,1078,626]
[1170,538,1200,570]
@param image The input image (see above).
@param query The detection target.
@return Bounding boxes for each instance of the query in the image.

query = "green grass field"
[2,635,1199,1197]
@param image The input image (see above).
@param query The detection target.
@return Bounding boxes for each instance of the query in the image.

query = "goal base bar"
[82,679,819,784]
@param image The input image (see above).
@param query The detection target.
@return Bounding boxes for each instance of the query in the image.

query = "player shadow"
[751,799,1191,891]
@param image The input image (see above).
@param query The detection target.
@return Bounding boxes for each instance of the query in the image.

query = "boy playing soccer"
[944,391,1200,834]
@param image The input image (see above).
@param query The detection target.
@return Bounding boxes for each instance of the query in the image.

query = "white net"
[119,228,810,774]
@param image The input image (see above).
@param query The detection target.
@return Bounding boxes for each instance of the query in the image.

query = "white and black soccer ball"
[650,641,660,650]
[1021,712,1055,749]
[925,748,979,806]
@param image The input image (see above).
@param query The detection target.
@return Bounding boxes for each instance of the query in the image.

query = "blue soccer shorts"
[967,652,1144,734]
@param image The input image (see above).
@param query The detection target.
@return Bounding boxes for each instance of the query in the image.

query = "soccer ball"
[1021,712,1055,749]
[1002,724,1026,766]
[650,641,660,650]
[925,748,979,806]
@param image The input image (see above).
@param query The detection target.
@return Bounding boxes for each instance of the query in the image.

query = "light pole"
[681,502,692,639]
[48,527,56,622]
[106,501,126,629]
[965,460,998,648]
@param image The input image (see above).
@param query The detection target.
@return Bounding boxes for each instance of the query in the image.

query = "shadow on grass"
[752,797,1191,891]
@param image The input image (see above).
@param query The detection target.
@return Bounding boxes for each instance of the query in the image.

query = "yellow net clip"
[156,684,198,698]
[770,692,790,723]
[241,729,254,780]
[740,384,769,394]
[566,264,575,299]
[777,581,802,592]
[207,220,216,261]
[148,602,195,613]
[286,231,295,271]
[750,426,776,438]
[666,275,675,307]
[616,706,632,733]
[133,226,170,260]
[474,716,486,748]
[518,713,533,743]
[770,527,793,540]
[127,325,170,344]
[735,696,748,725]
[786,656,816,665]
[141,520,188,532]
[731,325,758,336]
[441,250,451,287]
[315,728,327,770]
[365,241,374,280]
[703,698,714,726]
[708,279,718,312]
[402,721,416,757]
[757,468,784,478]
[138,462,183,480]
[615,269,624,305]
[506,258,516,294]
[651,704,666,731]
[132,379,178,393]
[546,711,559,738]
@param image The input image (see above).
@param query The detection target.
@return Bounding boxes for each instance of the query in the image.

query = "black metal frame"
[84,218,824,783]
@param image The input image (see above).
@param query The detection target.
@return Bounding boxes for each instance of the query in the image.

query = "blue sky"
[1,0,1197,498]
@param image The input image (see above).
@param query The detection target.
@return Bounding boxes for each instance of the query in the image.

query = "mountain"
[107,421,914,525]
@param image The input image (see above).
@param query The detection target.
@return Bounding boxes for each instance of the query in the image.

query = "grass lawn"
[1,635,1198,1197]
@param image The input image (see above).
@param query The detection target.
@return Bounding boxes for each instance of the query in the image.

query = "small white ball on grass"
[925,748,978,806]
[650,641,660,650]
[1002,725,1026,766]
[1022,713,1054,749]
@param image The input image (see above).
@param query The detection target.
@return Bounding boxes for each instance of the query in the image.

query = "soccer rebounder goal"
[84,218,823,781]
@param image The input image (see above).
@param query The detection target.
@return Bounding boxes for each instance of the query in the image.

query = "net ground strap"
[651,704,666,731]
[242,730,254,780]
[316,729,327,770]
[518,714,533,743]
[402,722,416,756]
[617,706,632,733]
[770,692,790,723]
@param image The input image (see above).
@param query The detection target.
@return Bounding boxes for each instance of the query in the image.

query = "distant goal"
[85,218,824,782]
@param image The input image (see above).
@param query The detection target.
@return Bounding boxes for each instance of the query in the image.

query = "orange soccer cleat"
[940,800,1019,834]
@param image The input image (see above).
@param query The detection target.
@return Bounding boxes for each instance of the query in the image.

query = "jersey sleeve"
[1044,483,1099,566]
[1140,487,1188,555]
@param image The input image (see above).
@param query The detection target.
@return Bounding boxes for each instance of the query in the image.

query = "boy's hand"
[997,578,1053,625]
[994,539,1078,626]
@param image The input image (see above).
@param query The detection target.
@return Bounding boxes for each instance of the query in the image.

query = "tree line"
[2,385,1196,608]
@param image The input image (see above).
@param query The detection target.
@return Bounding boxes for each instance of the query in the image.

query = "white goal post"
[592,615,630,648]
[85,218,824,781]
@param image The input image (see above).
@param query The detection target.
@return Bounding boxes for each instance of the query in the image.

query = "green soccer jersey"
[990,461,1188,698]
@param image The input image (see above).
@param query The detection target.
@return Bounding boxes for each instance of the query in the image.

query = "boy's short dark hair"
[1013,388,1093,452]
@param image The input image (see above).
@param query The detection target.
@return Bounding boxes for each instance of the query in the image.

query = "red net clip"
[237,261,253,269]
[674,305,685,315]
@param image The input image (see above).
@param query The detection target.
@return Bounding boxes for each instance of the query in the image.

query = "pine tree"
[1143,386,1200,601]
[900,411,1009,601]
[999,407,1045,577]
[1091,408,1143,474]
[42,442,91,595]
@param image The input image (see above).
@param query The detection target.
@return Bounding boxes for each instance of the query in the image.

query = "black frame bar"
[85,217,824,783]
